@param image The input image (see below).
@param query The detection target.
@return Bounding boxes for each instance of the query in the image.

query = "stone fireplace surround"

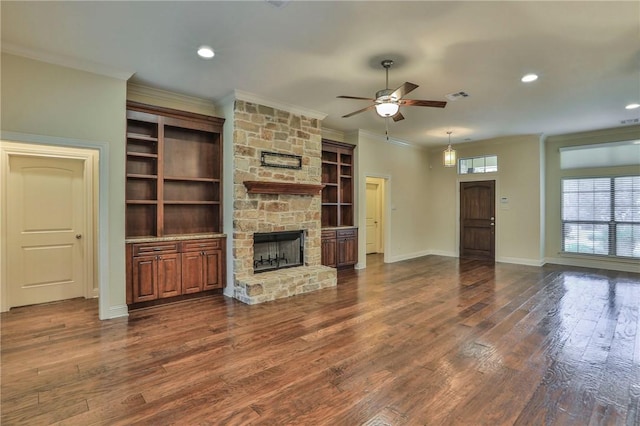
[232,100,337,304]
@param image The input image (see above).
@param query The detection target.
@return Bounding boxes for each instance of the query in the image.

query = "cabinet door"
[203,250,223,290]
[181,251,205,294]
[337,236,357,267]
[132,256,158,303]
[321,237,337,267]
[158,254,182,298]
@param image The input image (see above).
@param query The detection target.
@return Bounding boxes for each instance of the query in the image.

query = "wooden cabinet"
[321,140,358,269]
[157,254,182,298]
[337,228,358,267]
[181,251,207,294]
[181,239,224,293]
[125,102,226,306]
[321,230,337,268]
[321,228,357,268]
[129,241,181,303]
[131,256,157,302]
[127,237,225,305]
[126,102,224,238]
[321,140,355,228]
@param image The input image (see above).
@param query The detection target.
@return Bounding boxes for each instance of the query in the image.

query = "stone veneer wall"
[232,100,336,304]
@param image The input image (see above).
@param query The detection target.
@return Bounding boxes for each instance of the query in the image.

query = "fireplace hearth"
[253,230,304,273]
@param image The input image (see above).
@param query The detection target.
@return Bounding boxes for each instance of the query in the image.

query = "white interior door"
[7,155,86,308]
[366,182,381,254]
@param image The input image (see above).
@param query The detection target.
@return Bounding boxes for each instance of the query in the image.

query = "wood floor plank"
[2,255,639,425]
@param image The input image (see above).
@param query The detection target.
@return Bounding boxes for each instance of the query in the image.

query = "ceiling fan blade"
[337,95,375,101]
[392,112,405,122]
[342,104,375,118]
[390,82,419,100]
[401,99,447,108]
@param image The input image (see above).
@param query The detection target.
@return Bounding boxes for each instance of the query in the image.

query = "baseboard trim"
[223,286,235,298]
[497,256,545,267]
[104,304,128,320]
[544,256,640,273]
[429,250,458,258]
[387,250,432,263]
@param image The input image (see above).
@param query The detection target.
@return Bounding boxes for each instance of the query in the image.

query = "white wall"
[355,131,432,266]
[1,53,128,318]
[427,134,544,265]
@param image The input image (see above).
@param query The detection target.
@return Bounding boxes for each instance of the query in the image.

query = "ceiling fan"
[338,59,447,122]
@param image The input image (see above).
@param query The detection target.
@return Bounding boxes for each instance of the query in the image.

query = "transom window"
[459,155,497,175]
[562,176,640,258]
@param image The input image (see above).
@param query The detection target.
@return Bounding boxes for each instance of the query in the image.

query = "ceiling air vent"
[265,0,290,8]
[620,118,639,125]
[445,91,470,101]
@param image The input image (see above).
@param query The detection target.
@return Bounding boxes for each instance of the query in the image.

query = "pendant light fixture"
[443,131,456,167]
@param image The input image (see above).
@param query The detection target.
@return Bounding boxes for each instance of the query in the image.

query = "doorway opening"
[365,177,385,255]
[1,140,101,314]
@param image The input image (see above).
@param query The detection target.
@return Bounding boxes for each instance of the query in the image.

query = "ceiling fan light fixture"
[375,102,399,117]
[338,58,445,121]
[443,131,457,167]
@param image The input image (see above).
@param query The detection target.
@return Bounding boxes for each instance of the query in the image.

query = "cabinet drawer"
[132,242,179,256]
[337,228,357,238]
[181,238,222,252]
[321,229,337,240]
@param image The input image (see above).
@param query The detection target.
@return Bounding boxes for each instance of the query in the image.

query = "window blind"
[561,176,640,258]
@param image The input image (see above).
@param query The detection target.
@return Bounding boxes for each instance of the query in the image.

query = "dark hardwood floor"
[2,254,639,425]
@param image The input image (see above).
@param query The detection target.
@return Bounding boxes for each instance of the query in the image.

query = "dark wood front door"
[460,180,495,261]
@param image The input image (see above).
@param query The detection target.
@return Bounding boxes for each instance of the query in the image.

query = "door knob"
[75,234,82,239]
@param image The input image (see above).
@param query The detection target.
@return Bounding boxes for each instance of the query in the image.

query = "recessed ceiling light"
[197,46,215,59]
[521,73,538,83]
[626,103,640,110]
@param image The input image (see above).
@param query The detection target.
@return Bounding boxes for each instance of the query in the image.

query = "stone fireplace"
[232,100,337,304]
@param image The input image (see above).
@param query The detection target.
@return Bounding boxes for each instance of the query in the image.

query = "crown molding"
[321,127,346,142]
[127,83,216,114]
[221,89,327,120]
[2,42,133,80]
[546,124,640,143]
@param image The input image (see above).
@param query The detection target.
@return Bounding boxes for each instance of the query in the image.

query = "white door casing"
[366,182,380,254]
[1,140,96,311]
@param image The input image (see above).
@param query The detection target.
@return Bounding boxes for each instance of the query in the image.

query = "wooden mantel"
[243,181,325,195]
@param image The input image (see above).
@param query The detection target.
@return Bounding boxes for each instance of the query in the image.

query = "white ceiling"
[2,1,639,147]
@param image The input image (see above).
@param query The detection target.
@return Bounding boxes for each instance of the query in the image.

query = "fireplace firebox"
[253,230,304,273]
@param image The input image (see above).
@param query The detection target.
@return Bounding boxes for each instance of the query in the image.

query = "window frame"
[458,154,498,175]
